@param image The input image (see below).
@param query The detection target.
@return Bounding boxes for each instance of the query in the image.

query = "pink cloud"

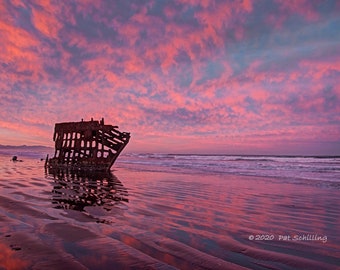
[267,0,321,29]
[0,0,339,154]
[31,11,60,39]
[276,0,320,21]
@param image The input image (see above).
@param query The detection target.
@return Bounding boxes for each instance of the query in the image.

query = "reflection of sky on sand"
[110,169,339,269]
[47,168,128,223]
[0,155,339,269]
[0,242,29,269]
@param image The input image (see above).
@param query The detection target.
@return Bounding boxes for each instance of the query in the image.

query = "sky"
[0,0,340,155]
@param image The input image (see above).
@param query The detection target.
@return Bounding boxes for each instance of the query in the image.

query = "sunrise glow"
[1,0,339,155]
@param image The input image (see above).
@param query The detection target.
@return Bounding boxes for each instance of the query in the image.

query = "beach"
[0,153,339,269]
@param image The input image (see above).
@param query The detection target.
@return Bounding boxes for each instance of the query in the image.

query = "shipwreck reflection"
[47,168,128,213]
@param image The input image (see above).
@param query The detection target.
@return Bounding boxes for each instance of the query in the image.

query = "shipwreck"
[45,118,130,171]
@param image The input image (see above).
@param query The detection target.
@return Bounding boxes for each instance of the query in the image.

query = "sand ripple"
[0,157,339,269]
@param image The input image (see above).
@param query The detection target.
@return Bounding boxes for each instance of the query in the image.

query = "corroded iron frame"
[46,118,130,171]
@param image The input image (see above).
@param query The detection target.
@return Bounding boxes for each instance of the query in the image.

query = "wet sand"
[0,156,339,269]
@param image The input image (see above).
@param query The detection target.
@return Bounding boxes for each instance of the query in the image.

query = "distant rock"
[11,156,23,162]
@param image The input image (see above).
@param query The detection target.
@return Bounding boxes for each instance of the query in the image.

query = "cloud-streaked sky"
[1,0,340,155]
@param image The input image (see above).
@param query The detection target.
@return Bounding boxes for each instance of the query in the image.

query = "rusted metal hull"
[46,118,130,171]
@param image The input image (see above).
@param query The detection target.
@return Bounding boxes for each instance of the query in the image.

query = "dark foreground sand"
[0,156,339,269]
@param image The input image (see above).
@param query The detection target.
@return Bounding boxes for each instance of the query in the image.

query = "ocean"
[118,153,340,185]
[0,149,339,269]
